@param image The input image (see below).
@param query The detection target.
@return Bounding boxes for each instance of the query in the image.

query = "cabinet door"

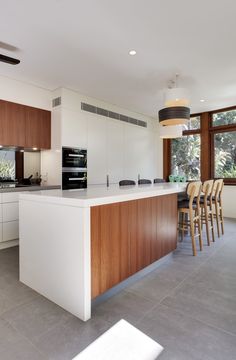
[25,107,51,149]
[3,221,19,241]
[87,114,107,185]
[2,203,19,222]
[107,121,124,183]
[0,100,26,147]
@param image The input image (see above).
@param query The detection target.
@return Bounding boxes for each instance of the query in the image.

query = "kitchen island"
[19,183,185,321]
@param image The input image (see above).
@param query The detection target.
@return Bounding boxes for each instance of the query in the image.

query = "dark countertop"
[0,185,61,193]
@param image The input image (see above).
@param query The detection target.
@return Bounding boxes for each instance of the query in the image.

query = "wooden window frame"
[163,106,236,185]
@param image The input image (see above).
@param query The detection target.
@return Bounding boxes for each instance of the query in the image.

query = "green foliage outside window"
[214,131,236,178]
[171,135,201,180]
[213,110,236,126]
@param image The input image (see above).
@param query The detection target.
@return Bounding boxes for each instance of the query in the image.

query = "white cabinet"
[2,203,19,222]
[87,114,107,185]
[3,221,19,242]
[107,121,124,184]
[2,192,20,203]
[0,191,24,248]
[61,108,87,149]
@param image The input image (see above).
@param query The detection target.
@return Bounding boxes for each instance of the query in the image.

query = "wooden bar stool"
[212,179,224,237]
[200,180,215,245]
[178,181,203,256]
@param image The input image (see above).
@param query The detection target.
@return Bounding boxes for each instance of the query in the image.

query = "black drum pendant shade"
[158,106,190,126]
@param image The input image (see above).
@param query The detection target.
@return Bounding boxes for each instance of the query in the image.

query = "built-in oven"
[62,147,87,169]
[62,170,87,190]
[62,147,87,190]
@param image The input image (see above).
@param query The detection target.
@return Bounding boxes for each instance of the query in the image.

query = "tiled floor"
[0,218,236,359]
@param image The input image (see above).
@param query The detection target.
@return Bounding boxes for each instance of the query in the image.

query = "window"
[164,107,236,184]
[186,115,201,130]
[213,131,236,178]
[171,134,201,180]
[212,109,236,127]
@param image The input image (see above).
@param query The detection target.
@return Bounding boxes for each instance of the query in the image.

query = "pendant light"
[159,124,183,139]
[158,74,190,126]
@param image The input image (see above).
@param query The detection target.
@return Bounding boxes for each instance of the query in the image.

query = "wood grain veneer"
[91,193,178,298]
[0,99,51,149]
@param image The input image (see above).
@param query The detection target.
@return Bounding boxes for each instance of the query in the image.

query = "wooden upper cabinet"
[0,99,51,149]
[25,107,51,149]
[0,100,26,147]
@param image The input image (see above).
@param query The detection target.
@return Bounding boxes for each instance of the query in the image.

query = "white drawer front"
[0,223,3,242]
[2,203,19,222]
[2,192,21,203]
[3,221,19,242]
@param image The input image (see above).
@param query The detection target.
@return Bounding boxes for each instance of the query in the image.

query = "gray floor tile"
[0,317,24,354]
[161,291,236,335]
[93,290,156,325]
[2,295,73,341]
[0,338,47,360]
[136,303,236,360]
[34,316,111,360]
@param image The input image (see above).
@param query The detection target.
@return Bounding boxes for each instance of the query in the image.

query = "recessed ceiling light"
[200,99,205,102]
[129,50,136,56]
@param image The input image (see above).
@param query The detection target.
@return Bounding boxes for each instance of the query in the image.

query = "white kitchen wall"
[222,186,236,218]
[0,75,51,110]
[41,88,160,185]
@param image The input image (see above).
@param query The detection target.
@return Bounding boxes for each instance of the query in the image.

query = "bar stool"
[178,181,202,256]
[119,180,136,186]
[153,178,166,183]
[200,180,215,245]
[212,179,224,237]
[138,179,152,185]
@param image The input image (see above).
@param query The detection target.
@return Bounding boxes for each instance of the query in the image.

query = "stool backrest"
[119,180,136,186]
[153,178,166,183]
[213,179,223,198]
[187,181,202,208]
[202,179,214,197]
[138,179,152,185]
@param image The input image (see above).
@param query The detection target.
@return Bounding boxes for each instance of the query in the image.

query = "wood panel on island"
[91,193,178,298]
[0,99,51,149]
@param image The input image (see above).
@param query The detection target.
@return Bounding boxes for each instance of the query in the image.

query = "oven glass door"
[62,148,87,168]
[62,171,87,190]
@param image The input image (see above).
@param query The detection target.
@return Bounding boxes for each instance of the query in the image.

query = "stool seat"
[178,200,197,209]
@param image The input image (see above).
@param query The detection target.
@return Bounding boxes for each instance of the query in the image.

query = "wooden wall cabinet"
[0,99,51,149]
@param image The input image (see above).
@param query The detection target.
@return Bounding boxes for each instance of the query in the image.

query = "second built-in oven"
[62,170,87,190]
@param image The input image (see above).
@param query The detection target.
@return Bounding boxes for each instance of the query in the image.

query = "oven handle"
[68,177,86,181]
[68,154,84,157]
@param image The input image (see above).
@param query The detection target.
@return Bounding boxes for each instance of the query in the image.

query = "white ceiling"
[1,0,236,117]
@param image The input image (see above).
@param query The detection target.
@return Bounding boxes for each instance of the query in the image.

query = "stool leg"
[215,201,220,237]
[190,212,197,256]
[204,204,210,246]
[219,200,224,235]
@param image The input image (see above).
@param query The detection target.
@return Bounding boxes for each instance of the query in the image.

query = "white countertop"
[19,183,186,207]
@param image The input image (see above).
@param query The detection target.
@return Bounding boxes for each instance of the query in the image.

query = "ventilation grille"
[52,96,61,107]
[81,102,147,128]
